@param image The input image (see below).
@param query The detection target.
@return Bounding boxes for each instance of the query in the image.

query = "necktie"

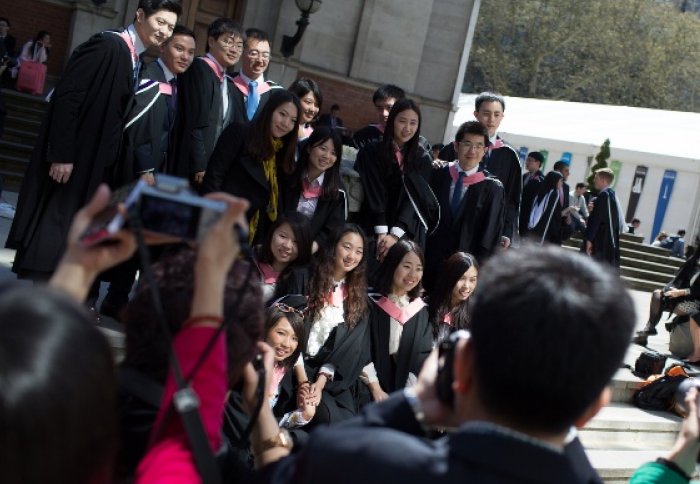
[247,80,259,120]
[451,171,466,216]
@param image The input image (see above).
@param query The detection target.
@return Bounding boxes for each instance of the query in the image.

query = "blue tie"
[247,81,259,120]
[451,172,466,216]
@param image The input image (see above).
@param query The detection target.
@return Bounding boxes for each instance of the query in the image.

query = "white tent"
[446,94,700,242]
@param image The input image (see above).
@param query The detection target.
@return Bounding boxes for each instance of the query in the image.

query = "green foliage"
[465,0,700,112]
[587,139,611,193]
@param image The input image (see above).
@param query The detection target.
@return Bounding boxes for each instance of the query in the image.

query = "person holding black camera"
[241,245,635,483]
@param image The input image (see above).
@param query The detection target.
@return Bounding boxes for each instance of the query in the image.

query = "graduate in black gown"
[425,121,504,291]
[362,240,433,402]
[354,98,437,260]
[170,18,242,185]
[583,168,622,268]
[519,151,545,237]
[526,171,565,245]
[280,127,347,253]
[282,224,371,425]
[473,92,522,247]
[6,0,181,281]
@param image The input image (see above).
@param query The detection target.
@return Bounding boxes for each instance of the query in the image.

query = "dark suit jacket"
[255,393,601,484]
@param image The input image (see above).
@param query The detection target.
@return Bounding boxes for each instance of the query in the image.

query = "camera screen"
[139,195,201,240]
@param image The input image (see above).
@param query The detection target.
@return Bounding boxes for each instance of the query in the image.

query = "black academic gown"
[427,166,505,269]
[6,30,135,278]
[354,141,437,248]
[583,188,621,267]
[481,140,522,240]
[118,61,172,183]
[367,296,433,393]
[527,190,563,245]
[352,124,431,152]
[229,74,283,124]
[519,170,544,237]
[282,268,371,424]
[170,56,234,179]
[278,173,348,248]
[201,122,281,244]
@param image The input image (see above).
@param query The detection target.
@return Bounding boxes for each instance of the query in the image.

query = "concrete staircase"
[563,232,684,292]
[0,88,47,191]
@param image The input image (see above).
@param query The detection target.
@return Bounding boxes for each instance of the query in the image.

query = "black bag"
[633,373,688,412]
[633,351,667,379]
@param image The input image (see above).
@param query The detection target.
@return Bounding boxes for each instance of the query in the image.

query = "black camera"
[80,175,226,246]
[436,330,470,407]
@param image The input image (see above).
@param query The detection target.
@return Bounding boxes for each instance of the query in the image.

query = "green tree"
[586,139,611,193]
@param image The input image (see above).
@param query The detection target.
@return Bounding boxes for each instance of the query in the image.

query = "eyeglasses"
[245,49,271,60]
[273,302,305,319]
[219,36,244,51]
[458,141,486,151]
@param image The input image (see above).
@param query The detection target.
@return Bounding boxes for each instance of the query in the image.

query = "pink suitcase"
[16,60,47,95]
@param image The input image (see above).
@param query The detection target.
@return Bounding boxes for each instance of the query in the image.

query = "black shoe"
[632,334,648,346]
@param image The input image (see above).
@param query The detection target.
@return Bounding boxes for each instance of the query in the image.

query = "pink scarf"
[268,365,287,399]
[302,178,322,199]
[232,74,272,96]
[115,31,137,65]
[374,296,426,325]
[443,312,453,325]
[449,164,486,186]
[326,283,348,307]
[258,262,280,284]
[488,138,504,152]
[393,144,404,170]
[199,56,224,82]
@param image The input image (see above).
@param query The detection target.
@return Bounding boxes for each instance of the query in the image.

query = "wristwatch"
[254,428,294,454]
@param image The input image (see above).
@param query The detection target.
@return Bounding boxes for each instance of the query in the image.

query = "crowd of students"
[4,1,693,482]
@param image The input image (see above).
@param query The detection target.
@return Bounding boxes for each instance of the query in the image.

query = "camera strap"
[128,205,222,484]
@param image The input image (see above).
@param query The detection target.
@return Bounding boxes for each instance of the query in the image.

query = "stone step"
[586,449,669,483]
[580,403,681,451]
[621,266,677,285]
[621,232,645,244]
[0,139,33,159]
[5,114,41,132]
[4,102,47,123]
[1,126,38,145]
[0,153,29,191]
[567,235,677,258]
[620,256,677,277]
[621,246,684,267]
[622,276,663,292]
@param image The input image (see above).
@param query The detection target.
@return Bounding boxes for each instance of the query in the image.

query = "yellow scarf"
[250,138,283,243]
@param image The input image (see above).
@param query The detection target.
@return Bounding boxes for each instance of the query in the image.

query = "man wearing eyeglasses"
[170,18,243,186]
[424,121,505,291]
[229,28,283,124]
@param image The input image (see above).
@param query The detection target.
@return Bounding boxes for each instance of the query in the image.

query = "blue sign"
[651,170,677,244]
[518,146,529,161]
[560,152,572,165]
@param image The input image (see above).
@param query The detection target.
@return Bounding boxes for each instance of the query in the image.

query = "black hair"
[679,229,687,236]
[0,17,10,27]
[575,182,586,190]
[455,120,489,146]
[138,0,182,17]
[205,18,243,52]
[475,91,505,112]
[265,306,306,369]
[536,171,563,199]
[631,218,640,224]
[245,28,269,46]
[168,24,195,42]
[428,252,478,336]
[527,151,544,164]
[288,77,323,120]
[373,84,405,104]
[469,245,635,434]
[0,286,117,483]
[330,103,340,111]
[553,160,568,172]
[381,98,423,172]
[373,239,425,300]
[248,89,301,175]
[292,126,342,200]
[258,211,313,277]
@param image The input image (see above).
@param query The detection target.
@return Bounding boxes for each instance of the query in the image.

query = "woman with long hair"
[427,251,479,342]
[254,212,312,303]
[281,126,347,252]
[287,77,322,146]
[202,89,301,244]
[526,170,565,245]
[19,30,51,64]
[282,223,371,424]
[354,98,436,260]
[362,240,433,402]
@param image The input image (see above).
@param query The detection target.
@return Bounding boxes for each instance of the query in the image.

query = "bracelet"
[655,457,692,481]
[183,314,224,327]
